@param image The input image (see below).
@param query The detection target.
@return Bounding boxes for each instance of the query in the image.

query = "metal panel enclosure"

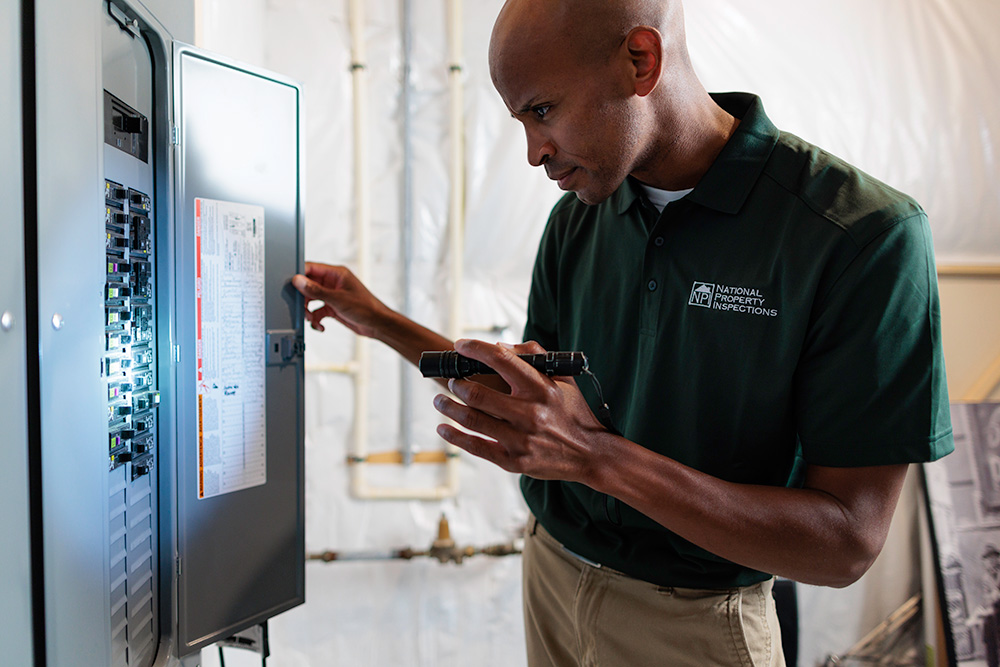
[0,1,35,664]
[34,1,112,664]
[173,45,305,653]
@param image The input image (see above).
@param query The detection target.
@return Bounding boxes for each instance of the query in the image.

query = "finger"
[435,423,517,472]
[446,378,511,421]
[304,261,335,278]
[551,374,580,391]
[455,338,548,396]
[303,309,323,331]
[305,262,350,287]
[500,339,547,355]
[304,311,326,332]
[305,304,336,331]
[433,393,515,442]
[292,275,331,301]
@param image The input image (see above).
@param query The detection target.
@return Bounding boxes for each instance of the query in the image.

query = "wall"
[196,1,1000,666]
[939,276,1000,402]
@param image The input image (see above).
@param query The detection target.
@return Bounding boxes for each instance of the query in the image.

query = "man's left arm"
[434,338,907,588]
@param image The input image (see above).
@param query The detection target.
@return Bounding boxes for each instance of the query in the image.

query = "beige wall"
[938,272,1000,401]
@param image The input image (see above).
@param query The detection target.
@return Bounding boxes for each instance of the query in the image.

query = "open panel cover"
[173,44,305,654]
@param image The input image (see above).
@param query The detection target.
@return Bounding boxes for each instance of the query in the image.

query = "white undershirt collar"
[639,183,694,213]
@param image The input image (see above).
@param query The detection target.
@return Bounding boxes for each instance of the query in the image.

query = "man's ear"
[625,27,662,97]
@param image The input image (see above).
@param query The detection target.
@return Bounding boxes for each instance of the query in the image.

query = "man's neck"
[631,94,739,191]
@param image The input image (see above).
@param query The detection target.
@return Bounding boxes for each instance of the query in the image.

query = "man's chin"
[571,186,614,206]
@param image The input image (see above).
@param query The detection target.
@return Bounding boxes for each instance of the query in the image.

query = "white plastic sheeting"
[686,0,1000,266]
[198,0,1000,665]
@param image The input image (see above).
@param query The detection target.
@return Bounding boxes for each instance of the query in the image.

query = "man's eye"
[533,106,550,119]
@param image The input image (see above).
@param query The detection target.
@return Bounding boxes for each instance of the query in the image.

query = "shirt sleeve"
[793,210,954,466]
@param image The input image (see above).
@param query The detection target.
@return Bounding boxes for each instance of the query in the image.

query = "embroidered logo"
[688,282,715,308]
[687,281,778,318]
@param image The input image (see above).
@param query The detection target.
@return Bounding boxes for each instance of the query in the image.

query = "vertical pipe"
[348,0,372,497]
[346,0,463,499]
[398,0,415,466]
[447,0,464,344]
[445,0,465,490]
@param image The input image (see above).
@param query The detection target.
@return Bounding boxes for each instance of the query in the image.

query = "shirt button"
[647,280,658,292]
[654,236,665,247]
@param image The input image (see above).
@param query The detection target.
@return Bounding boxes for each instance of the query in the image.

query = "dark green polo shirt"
[521,92,954,589]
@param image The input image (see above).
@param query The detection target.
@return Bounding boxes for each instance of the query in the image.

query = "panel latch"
[266,330,305,365]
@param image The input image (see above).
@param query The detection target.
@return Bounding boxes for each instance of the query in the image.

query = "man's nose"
[525,127,555,167]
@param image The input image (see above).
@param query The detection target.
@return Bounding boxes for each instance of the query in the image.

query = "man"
[293,0,954,664]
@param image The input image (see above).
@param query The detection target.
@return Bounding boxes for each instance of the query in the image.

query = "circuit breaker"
[8,1,306,664]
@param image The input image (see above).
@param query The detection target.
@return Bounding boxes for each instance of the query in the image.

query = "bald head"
[490,0,689,83]
[487,0,732,198]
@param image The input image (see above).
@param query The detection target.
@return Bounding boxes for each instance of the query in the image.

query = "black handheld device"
[418,350,589,379]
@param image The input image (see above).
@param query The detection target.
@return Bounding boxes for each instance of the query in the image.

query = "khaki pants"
[523,514,786,667]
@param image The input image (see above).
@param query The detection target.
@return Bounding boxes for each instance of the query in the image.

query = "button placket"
[639,201,689,336]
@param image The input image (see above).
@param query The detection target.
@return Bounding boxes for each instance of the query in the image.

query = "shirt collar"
[613,92,780,216]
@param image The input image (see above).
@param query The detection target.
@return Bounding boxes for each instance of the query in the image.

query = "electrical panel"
[102,18,163,662]
[10,1,306,664]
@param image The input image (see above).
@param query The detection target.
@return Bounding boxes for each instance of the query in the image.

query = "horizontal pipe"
[351,476,459,500]
[307,541,522,564]
[937,264,1000,277]
[305,362,359,375]
[348,450,457,465]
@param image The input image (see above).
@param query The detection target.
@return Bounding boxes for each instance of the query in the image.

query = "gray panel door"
[0,2,35,664]
[173,45,305,654]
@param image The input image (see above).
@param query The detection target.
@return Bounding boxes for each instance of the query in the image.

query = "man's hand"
[432,339,610,483]
[292,262,391,338]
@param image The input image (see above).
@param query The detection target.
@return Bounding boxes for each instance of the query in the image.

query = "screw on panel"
[1,311,13,331]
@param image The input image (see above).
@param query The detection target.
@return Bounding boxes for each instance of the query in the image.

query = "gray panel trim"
[0,1,36,664]
[34,1,112,664]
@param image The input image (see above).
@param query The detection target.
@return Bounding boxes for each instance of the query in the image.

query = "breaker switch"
[128,189,151,212]
[131,461,153,480]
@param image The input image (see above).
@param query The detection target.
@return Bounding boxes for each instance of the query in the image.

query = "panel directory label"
[195,197,267,499]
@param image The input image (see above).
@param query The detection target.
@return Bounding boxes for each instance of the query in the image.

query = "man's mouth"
[548,167,578,189]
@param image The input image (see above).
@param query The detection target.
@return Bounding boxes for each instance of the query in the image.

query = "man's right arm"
[291,261,508,392]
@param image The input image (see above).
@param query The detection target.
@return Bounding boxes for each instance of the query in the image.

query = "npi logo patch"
[688,282,715,308]
[687,281,779,318]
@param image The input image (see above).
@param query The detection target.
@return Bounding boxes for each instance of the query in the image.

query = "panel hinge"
[108,2,140,38]
[171,125,180,146]
[176,556,182,576]
[173,345,181,363]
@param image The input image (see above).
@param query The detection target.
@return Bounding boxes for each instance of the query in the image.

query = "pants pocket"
[732,580,783,667]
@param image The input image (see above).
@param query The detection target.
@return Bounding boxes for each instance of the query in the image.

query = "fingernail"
[498,341,515,350]
[447,378,455,392]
